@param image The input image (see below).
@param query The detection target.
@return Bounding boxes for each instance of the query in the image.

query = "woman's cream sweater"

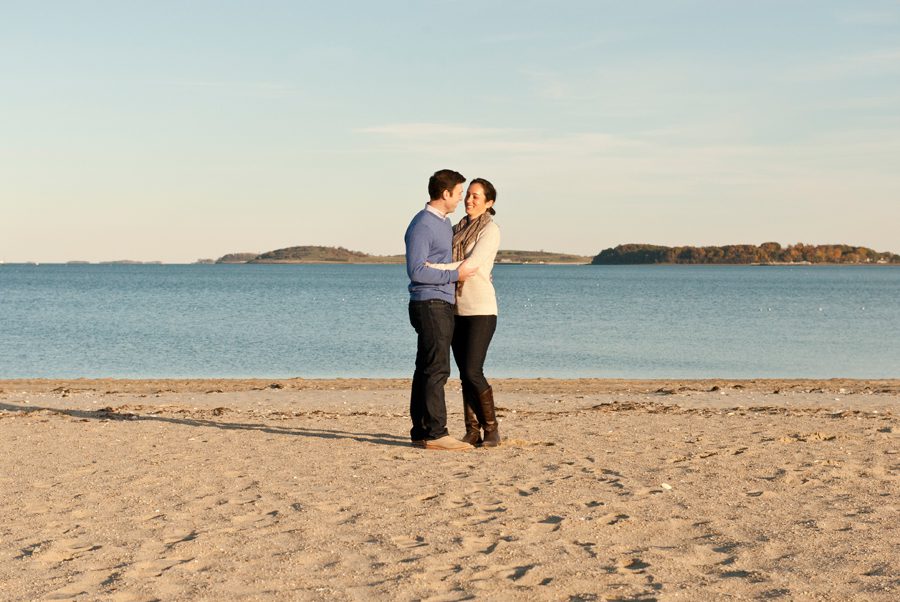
[431,221,500,316]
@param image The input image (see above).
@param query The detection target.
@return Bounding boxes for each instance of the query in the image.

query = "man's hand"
[457,260,478,281]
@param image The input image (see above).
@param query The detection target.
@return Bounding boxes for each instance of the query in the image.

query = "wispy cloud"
[520,68,575,101]
[356,121,650,155]
[794,48,900,80]
[837,7,900,26]
[356,120,900,200]
[149,80,302,97]
[840,49,900,67]
[809,93,900,111]
[515,60,749,116]
[356,123,522,137]
[476,31,546,45]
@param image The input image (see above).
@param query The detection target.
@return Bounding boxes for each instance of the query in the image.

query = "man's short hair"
[428,169,466,200]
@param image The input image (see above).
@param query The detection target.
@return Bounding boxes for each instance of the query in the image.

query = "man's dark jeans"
[408,299,455,441]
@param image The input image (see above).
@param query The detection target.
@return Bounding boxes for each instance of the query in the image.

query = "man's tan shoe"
[418,436,473,451]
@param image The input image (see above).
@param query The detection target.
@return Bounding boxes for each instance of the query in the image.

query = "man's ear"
[441,189,452,201]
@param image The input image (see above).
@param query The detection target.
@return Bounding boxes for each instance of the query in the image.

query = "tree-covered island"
[212,246,589,264]
[216,246,405,264]
[592,243,900,265]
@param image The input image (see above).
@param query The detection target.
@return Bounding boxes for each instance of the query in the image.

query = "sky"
[2,0,899,263]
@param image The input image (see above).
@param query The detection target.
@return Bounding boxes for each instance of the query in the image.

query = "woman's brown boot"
[478,386,500,447]
[461,387,483,446]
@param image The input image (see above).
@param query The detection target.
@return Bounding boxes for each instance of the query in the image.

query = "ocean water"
[0,264,898,379]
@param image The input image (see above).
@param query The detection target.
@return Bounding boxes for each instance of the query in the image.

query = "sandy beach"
[1,378,897,601]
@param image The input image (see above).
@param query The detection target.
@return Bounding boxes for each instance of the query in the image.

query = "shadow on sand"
[0,402,412,448]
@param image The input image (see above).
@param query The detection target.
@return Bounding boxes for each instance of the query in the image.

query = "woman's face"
[464,183,494,219]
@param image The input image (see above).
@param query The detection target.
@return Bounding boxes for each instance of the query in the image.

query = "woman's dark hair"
[470,177,497,215]
[428,169,466,200]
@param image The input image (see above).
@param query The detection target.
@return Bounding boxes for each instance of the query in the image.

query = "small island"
[212,246,404,264]
[496,250,592,264]
[210,246,591,265]
[98,260,163,265]
[591,243,900,265]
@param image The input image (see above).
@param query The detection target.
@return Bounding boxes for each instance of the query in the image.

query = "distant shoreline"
[2,261,899,267]
[5,242,897,266]
[2,377,898,393]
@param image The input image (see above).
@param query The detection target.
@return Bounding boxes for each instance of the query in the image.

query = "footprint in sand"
[635,486,666,496]
[485,563,545,587]
[527,515,564,534]
[20,538,102,563]
[618,557,651,573]
[718,569,768,583]
[481,500,507,514]
[576,540,598,558]
[681,536,744,568]
[597,470,627,492]
[42,566,125,601]
[231,510,280,527]
[507,563,536,581]
[17,540,52,560]
[391,535,428,550]
[457,535,493,555]
[127,557,194,579]
[480,535,515,555]
[759,468,787,481]
[163,530,199,550]
[601,513,630,525]
[447,496,474,509]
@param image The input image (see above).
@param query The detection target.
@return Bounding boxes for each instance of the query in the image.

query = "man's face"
[443,183,464,213]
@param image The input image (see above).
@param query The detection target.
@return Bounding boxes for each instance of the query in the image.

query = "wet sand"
[1,378,897,601]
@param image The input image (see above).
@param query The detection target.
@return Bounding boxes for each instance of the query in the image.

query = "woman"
[428,178,501,447]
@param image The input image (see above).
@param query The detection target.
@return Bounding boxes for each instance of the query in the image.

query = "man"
[405,169,478,451]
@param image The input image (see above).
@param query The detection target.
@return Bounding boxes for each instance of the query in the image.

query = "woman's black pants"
[451,315,497,396]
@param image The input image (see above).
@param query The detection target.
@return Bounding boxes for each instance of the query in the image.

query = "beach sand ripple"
[1,379,897,601]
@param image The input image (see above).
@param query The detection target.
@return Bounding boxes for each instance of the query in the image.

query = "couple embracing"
[404,169,501,451]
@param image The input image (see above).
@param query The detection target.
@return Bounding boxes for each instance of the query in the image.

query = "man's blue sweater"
[404,208,460,303]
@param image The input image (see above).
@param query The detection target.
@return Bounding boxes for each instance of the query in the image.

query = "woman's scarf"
[452,212,493,262]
